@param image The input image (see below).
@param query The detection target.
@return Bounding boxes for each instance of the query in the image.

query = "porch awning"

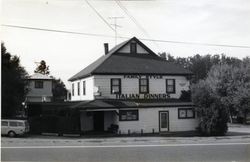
[73,99,194,110]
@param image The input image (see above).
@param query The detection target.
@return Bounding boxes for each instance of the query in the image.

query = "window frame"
[72,83,74,96]
[34,80,44,89]
[83,81,86,95]
[119,110,139,121]
[130,42,137,54]
[9,121,18,127]
[166,79,176,94]
[178,108,195,119]
[2,121,8,126]
[139,78,149,94]
[77,82,80,96]
[110,78,121,94]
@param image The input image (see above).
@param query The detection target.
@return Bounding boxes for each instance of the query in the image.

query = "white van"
[1,119,30,137]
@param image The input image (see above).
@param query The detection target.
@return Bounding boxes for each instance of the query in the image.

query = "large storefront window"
[178,108,195,119]
[166,79,175,93]
[111,78,121,94]
[119,110,138,121]
[139,78,149,94]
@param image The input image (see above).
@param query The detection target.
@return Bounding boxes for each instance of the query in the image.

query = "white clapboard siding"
[70,75,190,101]
[118,43,149,54]
[119,107,198,134]
[80,111,94,131]
[26,80,53,102]
[70,76,94,101]
[94,75,190,99]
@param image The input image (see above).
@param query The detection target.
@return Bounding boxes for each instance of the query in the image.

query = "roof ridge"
[68,37,134,81]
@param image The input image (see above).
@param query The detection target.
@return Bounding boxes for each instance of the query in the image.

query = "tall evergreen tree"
[1,43,29,118]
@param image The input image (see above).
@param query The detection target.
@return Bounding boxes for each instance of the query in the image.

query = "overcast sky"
[1,0,250,88]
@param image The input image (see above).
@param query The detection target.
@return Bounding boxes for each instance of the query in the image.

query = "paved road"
[2,143,250,162]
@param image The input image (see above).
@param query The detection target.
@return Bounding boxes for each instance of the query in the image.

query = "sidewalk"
[228,123,250,133]
[2,124,250,147]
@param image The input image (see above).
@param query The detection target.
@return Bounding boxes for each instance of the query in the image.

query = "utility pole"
[109,16,124,45]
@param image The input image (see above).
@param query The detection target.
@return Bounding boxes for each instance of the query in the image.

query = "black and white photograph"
[1,0,250,161]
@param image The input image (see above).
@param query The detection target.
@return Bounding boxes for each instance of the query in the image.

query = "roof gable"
[68,37,192,81]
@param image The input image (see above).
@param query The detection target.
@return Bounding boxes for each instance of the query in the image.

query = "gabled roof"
[29,73,53,80]
[68,37,192,81]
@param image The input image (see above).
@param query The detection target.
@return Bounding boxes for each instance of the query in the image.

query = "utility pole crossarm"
[109,16,124,45]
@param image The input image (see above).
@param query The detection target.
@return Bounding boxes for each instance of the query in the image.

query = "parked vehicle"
[1,119,29,137]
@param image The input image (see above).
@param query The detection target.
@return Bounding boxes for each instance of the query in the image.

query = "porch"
[80,109,119,134]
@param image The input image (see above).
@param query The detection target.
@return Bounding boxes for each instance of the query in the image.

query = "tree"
[192,61,250,135]
[34,60,50,75]
[1,43,29,118]
[192,80,229,136]
[52,78,68,101]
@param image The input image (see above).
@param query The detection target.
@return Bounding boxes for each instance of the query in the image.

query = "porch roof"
[73,99,194,110]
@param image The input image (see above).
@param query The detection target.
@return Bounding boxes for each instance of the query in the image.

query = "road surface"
[2,136,250,162]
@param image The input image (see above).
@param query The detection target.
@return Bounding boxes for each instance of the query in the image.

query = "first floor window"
[111,78,121,94]
[166,79,175,93]
[119,110,139,121]
[139,78,149,93]
[35,81,43,89]
[72,83,74,96]
[178,108,195,119]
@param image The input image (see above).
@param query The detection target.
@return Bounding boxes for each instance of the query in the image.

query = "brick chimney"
[104,43,109,55]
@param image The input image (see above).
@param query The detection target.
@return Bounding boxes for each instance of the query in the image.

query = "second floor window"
[72,83,74,96]
[35,81,43,89]
[166,79,175,93]
[111,78,121,94]
[139,78,149,93]
[83,81,86,95]
[77,82,80,96]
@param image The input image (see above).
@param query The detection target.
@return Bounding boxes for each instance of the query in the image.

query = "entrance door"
[159,111,169,132]
[93,111,104,131]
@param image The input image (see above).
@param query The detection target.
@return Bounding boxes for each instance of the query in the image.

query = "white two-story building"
[69,37,198,134]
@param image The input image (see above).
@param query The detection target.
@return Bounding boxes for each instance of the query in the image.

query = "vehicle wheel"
[8,131,16,137]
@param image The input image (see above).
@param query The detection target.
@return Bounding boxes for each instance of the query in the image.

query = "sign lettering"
[116,93,170,100]
[124,75,163,79]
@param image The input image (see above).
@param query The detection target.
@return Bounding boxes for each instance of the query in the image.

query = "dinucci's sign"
[124,75,163,79]
[116,93,170,100]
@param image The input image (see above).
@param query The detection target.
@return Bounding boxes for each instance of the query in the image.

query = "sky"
[1,0,250,89]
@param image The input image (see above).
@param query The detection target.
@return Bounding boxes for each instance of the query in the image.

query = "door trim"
[159,111,169,132]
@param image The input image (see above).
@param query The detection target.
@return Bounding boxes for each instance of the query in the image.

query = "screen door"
[159,111,169,132]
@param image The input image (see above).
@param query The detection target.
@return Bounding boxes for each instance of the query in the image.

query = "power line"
[2,24,114,38]
[137,38,250,49]
[115,0,159,48]
[2,24,250,49]
[115,0,149,38]
[84,0,115,32]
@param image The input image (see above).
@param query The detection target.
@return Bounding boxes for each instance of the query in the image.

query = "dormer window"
[130,43,137,54]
